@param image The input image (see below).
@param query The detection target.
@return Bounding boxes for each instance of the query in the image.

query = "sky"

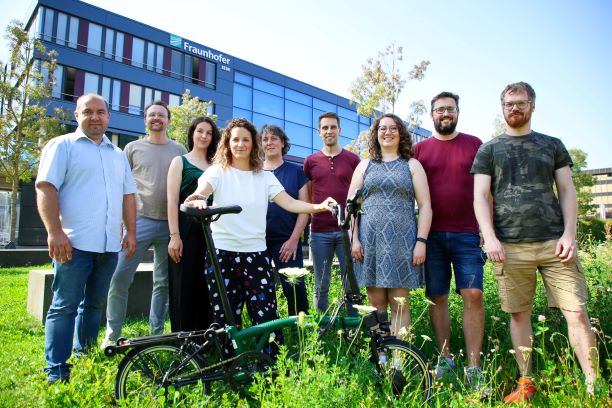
[1,0,611,169]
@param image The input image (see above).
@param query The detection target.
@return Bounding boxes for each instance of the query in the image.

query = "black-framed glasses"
[432,106,458,114]
[502,100,531,110]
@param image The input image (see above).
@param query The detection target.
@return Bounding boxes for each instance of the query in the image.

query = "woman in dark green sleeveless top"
[167,117,220,332]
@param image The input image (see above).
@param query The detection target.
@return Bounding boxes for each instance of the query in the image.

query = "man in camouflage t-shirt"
[471,82,597,402]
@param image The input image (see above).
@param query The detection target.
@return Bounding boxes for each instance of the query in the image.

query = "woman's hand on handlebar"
[184,194,208,210]
[351,238,364,262]
[313,197,337,213]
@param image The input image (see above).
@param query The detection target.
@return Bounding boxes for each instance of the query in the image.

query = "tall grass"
[0,240,610,407]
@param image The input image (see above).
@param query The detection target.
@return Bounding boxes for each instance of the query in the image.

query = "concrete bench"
[27,263,154,324]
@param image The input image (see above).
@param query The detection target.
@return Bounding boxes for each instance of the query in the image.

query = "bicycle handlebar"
[180,204,242,219]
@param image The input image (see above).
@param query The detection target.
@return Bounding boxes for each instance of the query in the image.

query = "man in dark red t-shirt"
[304,112,360,313]
[413,92,487,393]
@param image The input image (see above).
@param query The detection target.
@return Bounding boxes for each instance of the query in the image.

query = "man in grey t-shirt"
[103,101,187,346]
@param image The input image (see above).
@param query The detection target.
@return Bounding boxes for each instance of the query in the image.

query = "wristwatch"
[416,237,427,244]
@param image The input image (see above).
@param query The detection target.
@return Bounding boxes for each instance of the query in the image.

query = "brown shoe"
[503,376,536,403]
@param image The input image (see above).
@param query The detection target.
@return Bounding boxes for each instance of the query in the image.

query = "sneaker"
[434,356,455,378]
[503,376,536,403]
[465,366,491,398]
[100,337,116,351]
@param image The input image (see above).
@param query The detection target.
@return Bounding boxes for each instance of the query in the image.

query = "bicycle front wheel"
[373,339,432,402]
[115,344,202,401]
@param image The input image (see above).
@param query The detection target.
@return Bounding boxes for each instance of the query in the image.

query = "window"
[131,37,145,68]
[233,84,252,110]
[337,106,358,122]
[285,100,311,126]
[204,61,216,89]
[101,77,111,102]
[253,90,283,118]
[56,12,67,45]
[284,122,312,148]
[168,94,181,107]
[285,89,312,106]
[235,72,252,86]
[83,72,99,94]
[51,66,63,98]
[155,45,164,73]
[42,8,54,42]
[252,113,283,130]
[128,84,142,115]
[146,42,155,70]
[170,50,182,79]
[63,67,76,101]
[144,87,153,105]
[359,115,371,125]
[340,119,359,139]
[313,98,335,113]
[233,107,252,121]
[253,78,283,97]
[115,32,124,62]
[68,16,79,48]
[286,144,312,159]
[111,80,121,111]
[87,23,102,55]
[104,29,114,58]
[312,129,323,150]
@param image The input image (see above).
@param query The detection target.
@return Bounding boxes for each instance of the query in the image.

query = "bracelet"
[169,232,179,237]
[195,194,207,201]
[416,237,427,244]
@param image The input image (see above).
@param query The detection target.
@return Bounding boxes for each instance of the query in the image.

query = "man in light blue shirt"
[36,93,137,384]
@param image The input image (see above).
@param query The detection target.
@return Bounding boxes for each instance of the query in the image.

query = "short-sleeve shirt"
[35,131,136,253]
[200,164,284,252]
[303,149,360,232]
[470,131,573,242]
[124,138,187,220]
[265,161,309,241]
[413,133,482,233]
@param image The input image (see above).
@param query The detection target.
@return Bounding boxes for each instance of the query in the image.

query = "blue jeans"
[267,239,309,315]
[310,231,355,314]
[105,216,169,340]
[44,249,118,381]
[425,232,486,298]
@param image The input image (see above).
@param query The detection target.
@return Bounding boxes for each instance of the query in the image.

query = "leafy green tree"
[490,114,507,139]
[568,148,595,218]
[0,21,65,243]
[166,89,217,147]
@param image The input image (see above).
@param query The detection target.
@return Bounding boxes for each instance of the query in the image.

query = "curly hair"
[368,114,413,162]
[187,116,220,163]
[213,118,264,172]
[260,124,290,156]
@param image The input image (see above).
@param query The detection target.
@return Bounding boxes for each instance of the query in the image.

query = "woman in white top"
[184,118,334,338]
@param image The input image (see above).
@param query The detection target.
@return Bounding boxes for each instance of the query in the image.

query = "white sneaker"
[100,337,115,351]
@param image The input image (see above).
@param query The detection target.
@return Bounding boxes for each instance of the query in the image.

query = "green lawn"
[0,242,610,407]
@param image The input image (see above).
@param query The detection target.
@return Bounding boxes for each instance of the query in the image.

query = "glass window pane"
[154,90,162,101]
[101,77,111,102]
[83,72,99,94]
[253,90,283,118]
[128,84,142,115]
[52,66,63,98]
[111,80,121,111]
[131,37,145,68]
[146,42,155,70]
[205,62,216,89]
[359,123,370,134]
[286,144,312,159]
[312,129,323,150]
[313,98,335,112]
[337,106,358,122]
[104,29,114,58]
[115,32,124,62]
[340,119,358,139]
[68,16,79,49]
[253,78,283,97]
[168,94,181,106]
[253,113,283,130]
[87,23,102,55]
[340,136,353,148]
[183,54,192,79]
[359,115,371,125]
[312,109,323,129]
[56,13,67,45]
[170,50,182,79]
[156,45,164,73]
[233,84,252,110]
[284,122,312,148]
[285,100,311,126]
[233,107,252,121]
[43,8,54,42]
[144,88,153,104]
[285,88,312,106]
[234,71,252,86]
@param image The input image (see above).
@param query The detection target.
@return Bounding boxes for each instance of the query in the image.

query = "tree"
[490,114,507,139]
[0,21,65,244]
[568,149,595,218]
[165,89,217,147]
[347,43,430,158]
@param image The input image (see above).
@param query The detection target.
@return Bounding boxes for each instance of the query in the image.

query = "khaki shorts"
[493,240,588,313]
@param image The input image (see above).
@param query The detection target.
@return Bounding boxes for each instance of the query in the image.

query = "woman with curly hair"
[167,116,220,332]
[348,113,432,337]
[184,118,335,339]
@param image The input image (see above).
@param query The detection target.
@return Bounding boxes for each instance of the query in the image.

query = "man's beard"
[434,117,458,135]
[504,111,531,129]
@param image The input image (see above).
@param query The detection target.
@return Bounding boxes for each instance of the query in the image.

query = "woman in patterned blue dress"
[348,113,432,337]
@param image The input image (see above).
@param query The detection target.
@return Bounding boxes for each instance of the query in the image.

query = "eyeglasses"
[432,106,458,114]
[146,112,168,118]
[502,100,531,110]
[378,126,399,133]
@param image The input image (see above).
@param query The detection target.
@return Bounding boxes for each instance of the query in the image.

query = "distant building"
[585,167,612,219]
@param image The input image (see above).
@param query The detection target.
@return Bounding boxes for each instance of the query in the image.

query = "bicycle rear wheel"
[373,339,432,402]
[115,344,202,401]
